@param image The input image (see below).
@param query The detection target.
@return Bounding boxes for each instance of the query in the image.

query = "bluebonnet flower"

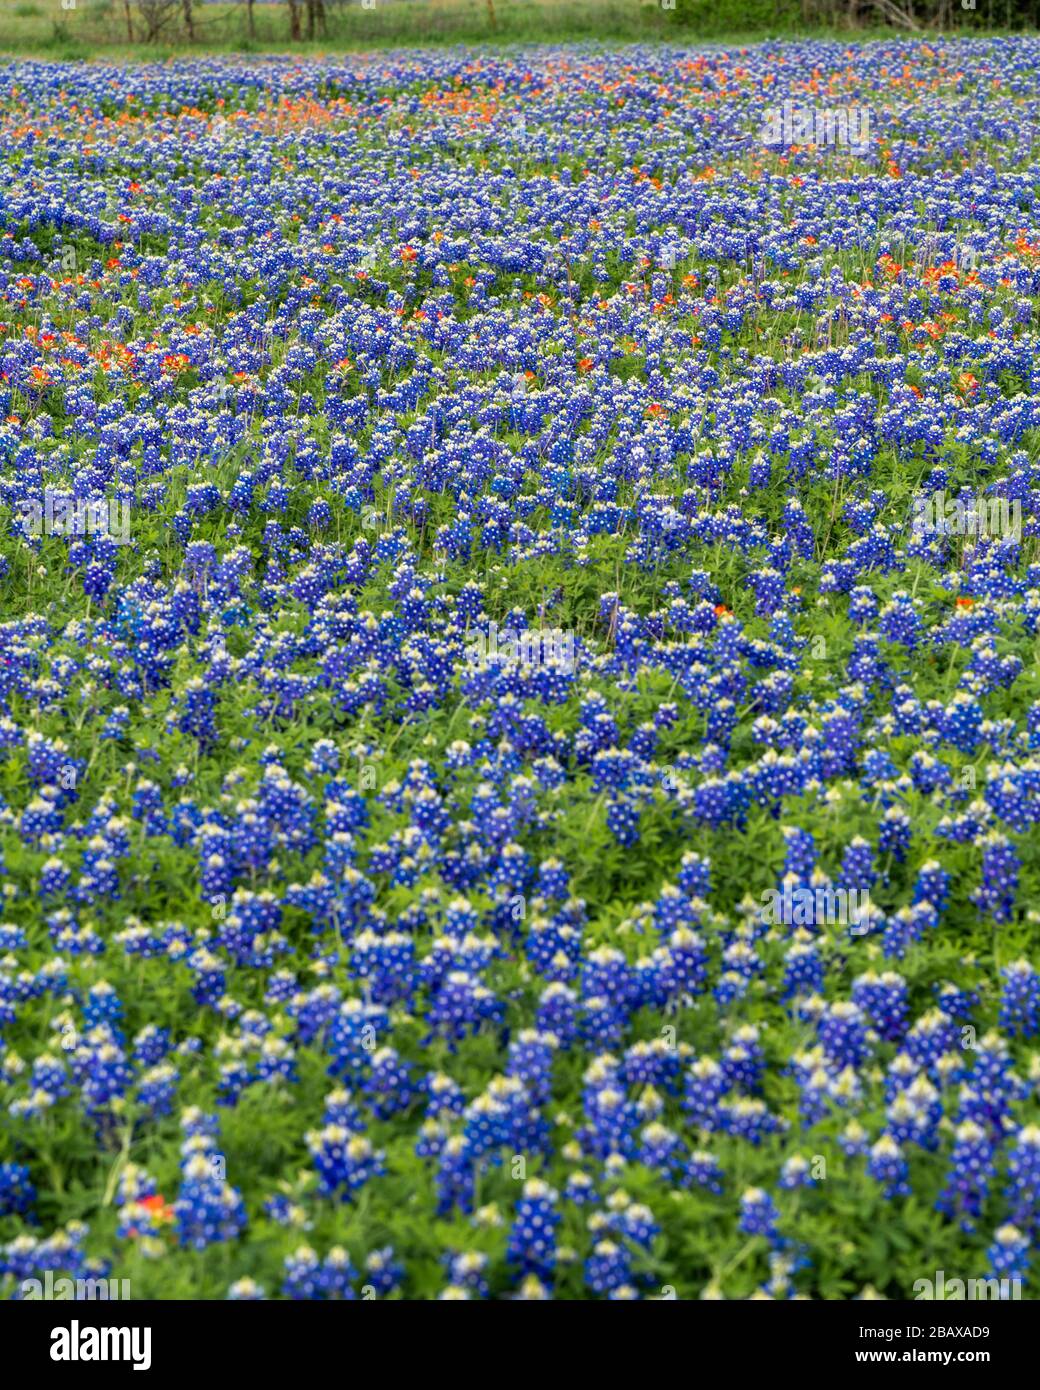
[985,1225,1029,1293]
[443,1251,490,1299]
[228,1278,266,1301]
[739,1188,781,1244]
[318,1246,357,1300]
[282,1246,323,1300]
[174,1155,247,1250]
[363,1048,416,1118]
[1006,1124,1040,1234]
[937,1121,997,1233]
[867,1136,911,1199]
[818,1002,870,1069]
[0,1163,35,1218]
[363,1246,404,1297]
[306,1127,386,1198]
[507,1179,559,1280]
[585,1239,632,1295]
[973,834,1020,923]
[1000,960,1040,1038]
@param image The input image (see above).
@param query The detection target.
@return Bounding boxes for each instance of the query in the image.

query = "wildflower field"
[2,36,1040,1305]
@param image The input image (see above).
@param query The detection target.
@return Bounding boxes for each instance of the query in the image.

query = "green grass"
[0,0,1003,63]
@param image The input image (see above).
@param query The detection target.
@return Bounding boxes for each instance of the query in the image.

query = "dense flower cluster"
[0,36,1039,1299]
